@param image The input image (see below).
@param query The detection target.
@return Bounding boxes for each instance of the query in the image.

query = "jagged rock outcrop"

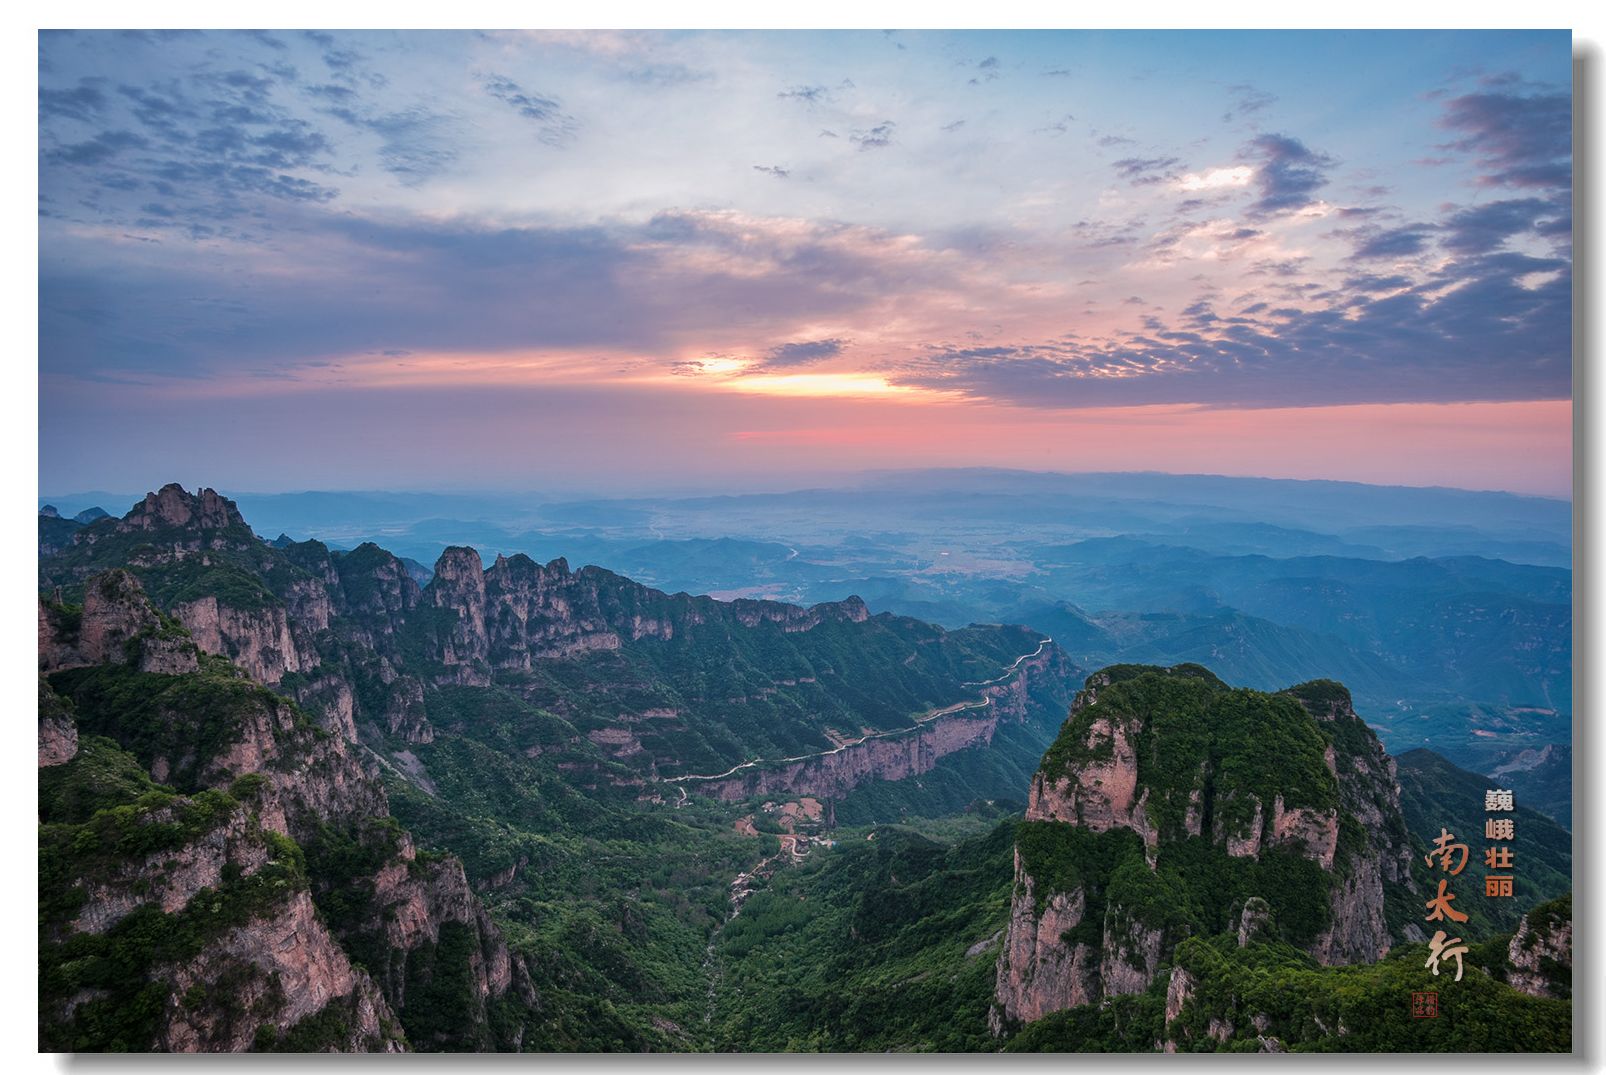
[1282,680,1414,961]
[1236,896,1272,947]
[171,596,308,685]
[39,776,403,1052]
[1100,909,1167,998]
[695,711,1000,802]
[332,542,422,642]
[1162,965,1194,1051]
[291,673,361,743]
[1507,895,1572,999]
[165,904,401,1052]
[359,832,528,1021]
[120,484,247,536]
[434,548,890,678]
[42,610,531,1051]
[39,570,199,676]
[484,554,628,665]
[41,482,1098,1051]
[684,641,1067,802]
[1026,701,1157,853]
[427,547,491,684]
[382,675,433,744]
[39,678,78,767]
[993,852,1098,1025]
[995,666,1411,1031]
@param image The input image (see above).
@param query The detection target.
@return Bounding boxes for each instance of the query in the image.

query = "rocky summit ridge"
[38,484,1081,1052]
[992,664,1419,1038]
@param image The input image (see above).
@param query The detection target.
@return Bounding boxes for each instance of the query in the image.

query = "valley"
[36,483,1573,1052]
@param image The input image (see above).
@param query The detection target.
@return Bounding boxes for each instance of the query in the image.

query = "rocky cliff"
[40,484,1091,1051]
[1507,894,1572,999]
[39,565,536,1052]
[688,641,1070,802]
[39,732,403,1051]
[993,665,1415,1031]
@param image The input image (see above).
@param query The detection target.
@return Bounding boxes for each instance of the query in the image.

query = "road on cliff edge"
[668,636,1055,788]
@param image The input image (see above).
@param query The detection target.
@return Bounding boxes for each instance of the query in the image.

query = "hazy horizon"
[38,463,1577,508]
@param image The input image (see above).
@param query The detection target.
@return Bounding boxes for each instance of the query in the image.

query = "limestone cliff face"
[695,711,1001,802]
[163,894,401,1052]
[115,673,386,842]
[1026,702,1157,852]
[483,554,627,666]
[39,567,530,1052]
[171,595,309,685]
[38,679,79,767]
[993,850,1098,1025]
[119,484,247,537]
[1507,895,1572,999]
[290,672,361,743]
[359,832,530,1027]
[333,543,422,643]
[431,549,887,676]
[682,642,1066,802]
[1281,681,1416,962]
[69,798,276,935]
[427,547,492,684]
[45,487,322,687]
[1100,907,1168,998]
[39,570,199,676]
[381,674,434,744]
[40,782,403,1052]
[995,667,1408,1031]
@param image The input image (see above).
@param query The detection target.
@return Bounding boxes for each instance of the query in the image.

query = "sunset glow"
[38,29,1572,496]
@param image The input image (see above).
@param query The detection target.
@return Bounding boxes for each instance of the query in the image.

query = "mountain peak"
[122,483,249,534]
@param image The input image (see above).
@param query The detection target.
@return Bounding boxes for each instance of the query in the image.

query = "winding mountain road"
[668,635,1053,785]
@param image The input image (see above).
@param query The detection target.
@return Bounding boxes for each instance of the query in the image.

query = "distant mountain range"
[38,483,1571,1052]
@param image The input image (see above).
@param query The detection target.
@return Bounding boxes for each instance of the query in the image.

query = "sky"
[38,29,1573,497]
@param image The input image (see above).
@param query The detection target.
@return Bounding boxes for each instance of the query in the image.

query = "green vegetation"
[708,823,1017,1050]
[38,771,309,1052]
[1008,933,1570,1052]
[1394,748,1571,935]
[48,659,319,794]
[1039,667,1339,848]
[39,735,166,825]
[36,491,1570,1053]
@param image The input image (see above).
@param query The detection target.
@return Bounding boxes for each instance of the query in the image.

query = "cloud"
[40,208,955,387]
[1240,133,1334,216]
[40,79,107,122]
[46,129,148,165]
[893,248,1568,408]
[850,122,896,151]
[778,84,829,103]
[1441,197,1555,254]
[753,164,790,178]
[1439,89,1570,189]
[1222,83,1276,123]
[1112,156,1181,185]
[1348,225,1433,260]
[756,338,846,369]
[482,74,578,147]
